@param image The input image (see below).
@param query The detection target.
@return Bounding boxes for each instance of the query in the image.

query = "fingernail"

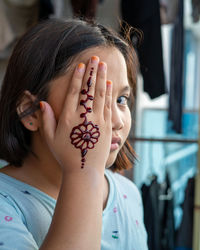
[39,101,45,112]
[99,62,106,71]
[77,63,85,73]
[107,80,112,87]
[91,56,99,64]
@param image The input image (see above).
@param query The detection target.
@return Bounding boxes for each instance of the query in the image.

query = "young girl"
[0,19,148,250]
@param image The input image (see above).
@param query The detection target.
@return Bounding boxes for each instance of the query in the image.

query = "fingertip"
[106,80,112,93]
[104,80,112,114]
[77,63,86,74]
[106,80,112,86]
[91,56,99,64]
[39,101,56,141]
[40,101,54,120]
[98,62,107,72]
[40,101,55,118]
[39,101,45,112]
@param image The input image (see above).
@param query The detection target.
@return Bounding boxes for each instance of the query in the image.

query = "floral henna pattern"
[70,67,100,168]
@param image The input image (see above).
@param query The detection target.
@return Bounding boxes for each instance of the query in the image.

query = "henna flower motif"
[70,67,100,168]
[70,123,100,151]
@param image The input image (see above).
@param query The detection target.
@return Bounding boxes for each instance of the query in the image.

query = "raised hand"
[40,56,112,173]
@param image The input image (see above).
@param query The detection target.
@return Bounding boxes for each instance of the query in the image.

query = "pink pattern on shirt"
[4,216,13,222]
[113,207,117,213]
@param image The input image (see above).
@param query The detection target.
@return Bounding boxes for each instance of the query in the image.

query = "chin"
[105,164,112,169]
[105,151,118,169]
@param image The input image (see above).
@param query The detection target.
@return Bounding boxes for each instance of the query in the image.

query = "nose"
[112,105,124,130]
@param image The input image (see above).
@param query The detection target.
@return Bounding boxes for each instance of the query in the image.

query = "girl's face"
[48,47,132,168]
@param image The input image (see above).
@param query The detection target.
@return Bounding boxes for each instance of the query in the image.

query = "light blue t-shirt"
[0,169,148,250]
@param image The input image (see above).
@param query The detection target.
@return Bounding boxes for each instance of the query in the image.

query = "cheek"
[47,72,73,121]
[48,89,67,121]
[123,109,132,136]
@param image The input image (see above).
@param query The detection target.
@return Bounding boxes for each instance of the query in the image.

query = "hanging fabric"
[39,0,54,20]
[0,1,14,53]
[175,177,194,250]
[168,0,184,133]
[191,0,200,23]
[120,0,166,99]
[0,0,39,59]
[141,174,175,250]
[70,0,98,20]
[160,0,179,24]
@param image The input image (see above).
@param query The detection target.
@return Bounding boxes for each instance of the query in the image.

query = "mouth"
[110,137,121,152]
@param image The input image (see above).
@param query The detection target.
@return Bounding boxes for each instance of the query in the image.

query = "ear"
[17,90,41,131]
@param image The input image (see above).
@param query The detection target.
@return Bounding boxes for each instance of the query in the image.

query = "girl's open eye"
[117,96,129,105]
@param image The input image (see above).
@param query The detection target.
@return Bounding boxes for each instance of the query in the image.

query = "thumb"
[40,101,57,144]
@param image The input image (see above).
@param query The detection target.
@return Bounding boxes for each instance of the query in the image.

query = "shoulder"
[0,178,27,231]
[0,172,17,200]
[0,173,30,219]
[0,191,39,249]
[0,172,55,219]
[0,172,54,247]
[0,172,25,198]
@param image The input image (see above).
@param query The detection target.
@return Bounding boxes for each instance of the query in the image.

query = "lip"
[110,137,121,151]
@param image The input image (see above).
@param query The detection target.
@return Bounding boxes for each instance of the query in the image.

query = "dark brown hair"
[0,18,138,170]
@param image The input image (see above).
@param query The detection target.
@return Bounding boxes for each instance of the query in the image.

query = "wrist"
[62,166,105,187]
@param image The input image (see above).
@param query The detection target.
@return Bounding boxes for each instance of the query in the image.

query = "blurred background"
[0,0,200,249]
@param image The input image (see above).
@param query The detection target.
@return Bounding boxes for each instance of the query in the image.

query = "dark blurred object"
[70,0,98,20]
[191,0,200,22]
[0,0,38,59]
[175,178,194,250]
[39,0,54,20]
[141,174,175,250]
[160,0,179,24]
[121,0,166,99]
[168,0,184,133]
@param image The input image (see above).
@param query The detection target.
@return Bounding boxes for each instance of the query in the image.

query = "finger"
[39,101,57,144]
[93,61,107,114]
[61,63,86,116]
[104,80,112,122]
[78,56,99,114]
